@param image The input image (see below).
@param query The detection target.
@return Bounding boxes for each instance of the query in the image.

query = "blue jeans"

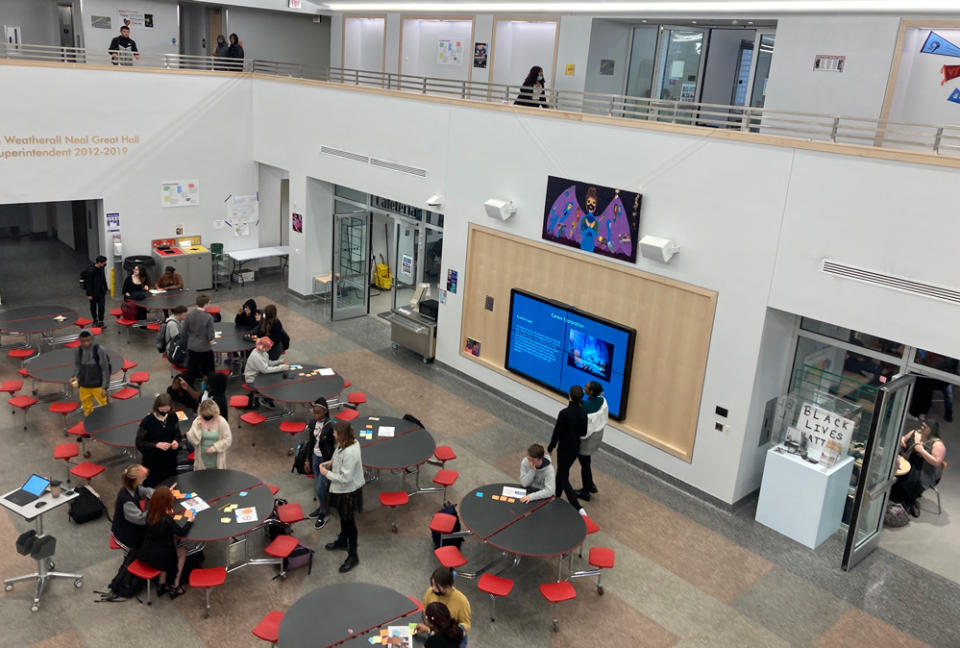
[311,453,328,516]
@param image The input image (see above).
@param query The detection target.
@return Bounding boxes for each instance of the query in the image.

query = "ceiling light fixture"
[322,1,960,14]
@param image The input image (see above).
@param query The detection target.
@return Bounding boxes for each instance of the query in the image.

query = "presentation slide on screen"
[506,292,632,419]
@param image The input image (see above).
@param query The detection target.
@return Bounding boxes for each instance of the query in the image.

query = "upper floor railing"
[6,42,960,158]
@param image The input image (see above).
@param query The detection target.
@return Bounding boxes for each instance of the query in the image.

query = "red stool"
[276,502,305,525]
[432,469,459,500]
[379,491,409,533]
[127,560,164,605]
[111,386,138,400]
[115,318,137,343]
[67,421,90,457]
[8,348,36,369]
[64,339,81,349]
[539,580,577,632]
[333,408,359,422]
[128,371,149,395]
[70,461,105,485]
[434,545,467,569]
[0,380,23,396]
[189,566,227,617]
[478,573,514,622]
[263,535,305,578]
[120,359,138,381]
[433,445,456,467]
[240,411,267,446]
[252,610,284,645]
[266,484,280,496]
[74,317,93,328]
[429,512,457,535]
[49,401,80,433]
[346,392,366,407]
[109,307,123,318]
[279,421,305,455]
[577,514,601,559]
[109,535,124,551]
[9,394,38,429]
[145,322,162,332]
[229,395,250,409]
[54,442,80,483]
[89,327,103,336]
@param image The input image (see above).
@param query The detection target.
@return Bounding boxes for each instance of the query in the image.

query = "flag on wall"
[921,31,960,58]
[942,65,960,85]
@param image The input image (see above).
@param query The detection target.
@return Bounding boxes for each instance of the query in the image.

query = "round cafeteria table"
[0,305,79,340]
[212,322,255,354]
[354,415,436,472]
[253,363,345,405]
[163,469,274,542]
[83,396,194,448]
[278,582,420,648]
[24,346,125,385]
[137,290,200,312]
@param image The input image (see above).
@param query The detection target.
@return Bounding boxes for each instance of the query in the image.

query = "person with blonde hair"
[319,421,364,572]
[186,399,232,470]
[111,464,153,552]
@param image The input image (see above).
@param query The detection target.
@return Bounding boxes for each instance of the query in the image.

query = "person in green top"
[576,381,608,501]
[186,399,233,470]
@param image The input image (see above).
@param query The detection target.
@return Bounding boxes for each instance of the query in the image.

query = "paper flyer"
[235,506,258,523]
[378,426,395,438]
[501,486,526,499]
[181,497,210,514]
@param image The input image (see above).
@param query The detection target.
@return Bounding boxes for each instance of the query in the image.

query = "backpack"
[75,345,112,389]
[167,331,188,367]
[120,300,142,321]
[156,317,176,353]
[103,551,145,599]
[431,501,463,549]
[282,542,314,574]
[292,440,312,475]
[68,485,109,524]
[884,502,910,528]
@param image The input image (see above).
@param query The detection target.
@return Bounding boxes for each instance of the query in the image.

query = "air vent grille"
[821,259,960,305]
[370,157,428,177]
[319,146,427,178]
[320,146,369,164]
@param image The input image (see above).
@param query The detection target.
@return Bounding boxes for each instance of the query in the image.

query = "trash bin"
[122,255,156,274]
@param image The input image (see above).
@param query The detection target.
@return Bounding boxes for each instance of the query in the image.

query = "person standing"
[514,65,547,108]
[111,464,154,552]
[319,421,364,573]
[180,294,216,382]
[136,394,181,488]
[576,381,608,501]
[225,33,244,69]
[547,385,587,515]
[186,400,232,470]
[82,255,108,328]
[306,398,334,529]
[72,330,110,416]
[108,25,140,66]
[212,33,229,70]
[136,486,193,599]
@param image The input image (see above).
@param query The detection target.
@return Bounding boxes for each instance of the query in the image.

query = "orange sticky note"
[379,629,389,637]
[491,495,500,501]
[173,514,183,520]
[507,498,515,503]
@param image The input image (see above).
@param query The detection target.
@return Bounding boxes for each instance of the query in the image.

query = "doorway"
[331,202,371,321]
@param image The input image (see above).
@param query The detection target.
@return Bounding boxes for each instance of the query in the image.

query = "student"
[201,371,228,418]
[213,33,229,66]
[72,330,111,415]
[135,486,192,599]
[156,265,184,290]
[186,400,232,470]
[122,264,151,299]
[108,25,140,66]
[243,337,288,408]
[234,298,259,330]
[319,421,364,573]
[180,294,216,381]
[417,567,471,641]
[547,385,587,515]
[111,464,154,552]
[305,398,335,529]
[576,381,608,501]
[136,394,181,488]
[519,443,555,503]
[167,373,200,412]
[514,65,547,108]
[82,255,108,327]
[252,304,290,361]
[163,305,188,350]
[422,602,466,648]
[225,33,244,66]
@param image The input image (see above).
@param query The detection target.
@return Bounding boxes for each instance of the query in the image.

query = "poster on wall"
[118,9,146,29]
[292,213,303,233]
[679,82,697,102]
[473,42,487,69]
[541,175,642,263]
[161,180,199,207]
[91,16,112,29]
[400,254,414,279]
[446,269,458,294]
[942,65,960,85]
[795,402,856,466]
[437,39,464,65]
[106,212,120,233]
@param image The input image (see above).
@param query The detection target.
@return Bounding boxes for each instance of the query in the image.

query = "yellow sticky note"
[507,498,516,503]
[492,495,501,501]
[173,514,183,520]
[220,517,231,523]
[565,63,575,76]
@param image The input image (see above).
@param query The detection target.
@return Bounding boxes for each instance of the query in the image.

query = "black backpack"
[167,333,188,366]
[292,440,312,475]
[68,485,109,524]
[105,551,145,599]
[156,317,175,353]
[431,501,463,549]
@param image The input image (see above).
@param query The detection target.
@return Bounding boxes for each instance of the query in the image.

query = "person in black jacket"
[108,25,140,66]
[135,486,193,598]
[305,398,335,529]
[136,394,181,488]
[234,298,259,330]
[547,385,587,514]
[111,464,153,552]
[514,65,548,108]
[82,255,108,327]
[225,33,244,68]
[252,304,290,361]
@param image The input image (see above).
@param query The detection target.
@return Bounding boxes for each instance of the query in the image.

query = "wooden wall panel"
[460,224,717,461]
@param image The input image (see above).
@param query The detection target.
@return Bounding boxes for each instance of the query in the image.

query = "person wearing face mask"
[186,400,233,470]
[579,186,601,253]
[136,394,182,487]
[514,65,548,108]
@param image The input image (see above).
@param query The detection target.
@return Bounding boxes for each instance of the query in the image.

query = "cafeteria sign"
[796,402,855,454]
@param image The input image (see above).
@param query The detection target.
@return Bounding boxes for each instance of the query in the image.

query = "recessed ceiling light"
[642,19,647,22]
[747,20,754,24]
[732,19,739,24]
[691,20,697,23]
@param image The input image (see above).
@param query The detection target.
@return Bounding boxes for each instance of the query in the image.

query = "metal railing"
[6,42,960,157]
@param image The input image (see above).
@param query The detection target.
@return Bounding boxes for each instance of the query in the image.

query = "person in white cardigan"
[576,381,608,501]
[318,420,364,573]
[186,400,233,470]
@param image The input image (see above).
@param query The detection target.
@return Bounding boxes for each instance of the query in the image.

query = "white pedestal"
[755,444,854,549]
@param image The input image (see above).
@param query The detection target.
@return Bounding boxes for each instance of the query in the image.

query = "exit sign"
[289,0,302,8]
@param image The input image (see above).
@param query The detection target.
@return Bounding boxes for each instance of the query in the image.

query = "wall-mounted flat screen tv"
[505,289,635,420]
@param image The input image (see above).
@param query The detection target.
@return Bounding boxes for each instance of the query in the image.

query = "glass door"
[332,209,371,321]
[392,218,421,310]
[746,31,775,109]
[654,27,706,102]
[624,25,659,118]
[841,374,914,570]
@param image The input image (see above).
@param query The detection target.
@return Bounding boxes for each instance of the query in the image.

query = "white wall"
[343,16,385,71]
[554,15,592,95]
[0,0,59,46]
[490,20,558,88]
[584,19,631,100]
[179,2,207,57]
[81,0,179,55]
[400,18,472,81]
[258,163,283,248]
[225,6,329,68]
[763,16,900,119]
[888,27,960,127]
[471,14,493,86]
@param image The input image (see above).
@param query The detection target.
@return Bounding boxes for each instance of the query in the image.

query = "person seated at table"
[136,394,181,488]
[167,372,200,412]
[134,486,193,599]
[891,420,946,518]
[201,371,228,417]
[421,602,466,648]
[72,330,111,416]
[186,399,232,470]
[243,337,288,408]
[122,263,152,299]
[234,298,260,330]
[156,265,184,291]
[305,398,335,528]
[519,443,555,503]
[251,304,290,361]
[319,421,364,573]
[416,567,471,643]
[111,464,154,552]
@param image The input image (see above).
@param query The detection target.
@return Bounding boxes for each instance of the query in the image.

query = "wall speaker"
[484,199,516,221]
[639,235,679,263]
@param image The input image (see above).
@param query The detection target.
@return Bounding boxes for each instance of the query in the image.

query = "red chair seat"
[17,369,30,377]
[334,408,359,422]
[8,348,35,360]
[54,443,79,460]
[205,306,221,316]
[267,484,280,496]
[127,560,163,580]
[583,514,600,535]
[111,387,139,400]
[433,469,459,488]
[129,371,149,385]
[342,381,352,389]
[380,491,409,508]
[240,412,267,426]
[347,392,367,406]
[109,308,123,318]
[121,360,138,372]
[145,322,162,332]
[229,395,250,408]
[64,340,81,348]
[74,317,93,328]
[9,395,38,410]
[241,383,255,392]
[279,421,305,435]
[264,535,299,558]
[215,368,231,376]
[252,611,284,643]
[434,446,456,463]
[70,461,105,481]
[49,402,80,415]
[116,318,137,328]
[0,380,23,395]
[277,502,305,524]
[89,327,103,336]
[434,545,467,569]
[67,422,87,437]
[429,512,457,534]
[478,573,514,597]
[539,581,576,603]
[588,546,615,569]
[109,535,122,550]
[189,566,227,588]
[187,451,195,462]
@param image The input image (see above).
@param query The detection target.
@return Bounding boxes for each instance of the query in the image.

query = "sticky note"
[174,514,183,520]
[369,416,380,421]
[476,492,483,497]
[507,498,515,503]
[492,495,500,501]
[220,517,231,523]
[239,491,248,496]
[380,630,388,637]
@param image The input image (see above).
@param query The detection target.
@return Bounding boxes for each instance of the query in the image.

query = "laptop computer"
[5,474,50,507]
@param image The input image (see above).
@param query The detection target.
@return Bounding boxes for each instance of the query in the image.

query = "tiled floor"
[0,237,957,647]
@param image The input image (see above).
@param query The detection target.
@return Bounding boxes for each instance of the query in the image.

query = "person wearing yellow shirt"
[417,567,471,646]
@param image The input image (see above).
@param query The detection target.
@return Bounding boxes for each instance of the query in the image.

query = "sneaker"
[314,516,327,530]
[308,507,323,518]
[578,507,588,517]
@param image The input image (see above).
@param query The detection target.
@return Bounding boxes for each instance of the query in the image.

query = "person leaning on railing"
[108,25,140,66]
[514,65,548,108]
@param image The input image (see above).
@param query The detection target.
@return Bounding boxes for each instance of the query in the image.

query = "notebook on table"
[5,474,50,507]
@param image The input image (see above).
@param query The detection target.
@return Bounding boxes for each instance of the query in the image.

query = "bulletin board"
[460,224,717,462]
